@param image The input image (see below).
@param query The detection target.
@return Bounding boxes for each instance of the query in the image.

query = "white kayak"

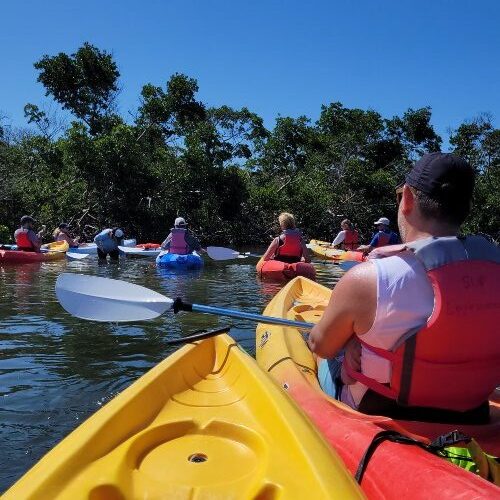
[118,246,161,258]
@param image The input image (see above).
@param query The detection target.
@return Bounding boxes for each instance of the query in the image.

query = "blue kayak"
[155,251,203,269]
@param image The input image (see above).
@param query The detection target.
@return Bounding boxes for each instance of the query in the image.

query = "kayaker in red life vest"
[14,216,46,252]
[331,219,359,250]
[308,152,500,424]
[261,212,311,264]
[357,217,400,254]
[53,223,80,248]
[161,217,206,255]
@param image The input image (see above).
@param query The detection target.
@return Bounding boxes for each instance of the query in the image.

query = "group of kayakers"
[12,214,208,262]
[308,152,499,424]
[6,151,500,479]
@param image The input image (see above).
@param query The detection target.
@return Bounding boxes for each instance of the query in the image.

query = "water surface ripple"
[0,254,343,491]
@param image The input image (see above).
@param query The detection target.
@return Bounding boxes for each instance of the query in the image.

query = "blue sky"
[1,0,499,145]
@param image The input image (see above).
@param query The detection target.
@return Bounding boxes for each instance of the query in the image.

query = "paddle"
[207,246,261,261]
[55,273,314,330]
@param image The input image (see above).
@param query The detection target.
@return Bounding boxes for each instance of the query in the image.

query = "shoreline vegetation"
[1,43,498,246]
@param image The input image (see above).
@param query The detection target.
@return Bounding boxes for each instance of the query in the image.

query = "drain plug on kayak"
[188,453,208,463]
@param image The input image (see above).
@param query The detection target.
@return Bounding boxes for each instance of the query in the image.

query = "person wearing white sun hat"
[161,217,206,254]
[357,216,400,254]
[94,227,125,261]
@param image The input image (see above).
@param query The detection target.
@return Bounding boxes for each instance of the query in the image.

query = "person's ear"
[401,185,415,216]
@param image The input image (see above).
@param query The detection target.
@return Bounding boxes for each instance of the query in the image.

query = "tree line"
[1,43,498,245]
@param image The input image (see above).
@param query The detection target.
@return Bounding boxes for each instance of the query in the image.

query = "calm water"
[0,254,343,491]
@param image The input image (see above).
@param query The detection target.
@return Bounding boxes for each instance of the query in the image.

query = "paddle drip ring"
[188,453,208,463]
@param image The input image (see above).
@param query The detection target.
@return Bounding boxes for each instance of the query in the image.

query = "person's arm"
[160,234,172,250]
[331,231,345,247]
[357,233,377,254]
[186,232,202,252]
[261,238,279,261]
[307,262,376,358]
[300,239,311,262]
[28,230,42,252]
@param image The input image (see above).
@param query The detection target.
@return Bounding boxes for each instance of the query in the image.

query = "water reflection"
[0,254,343,491]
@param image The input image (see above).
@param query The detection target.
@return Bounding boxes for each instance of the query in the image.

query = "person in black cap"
[307,152,499,423]
[53,223,80,248]
[14,216,46,252]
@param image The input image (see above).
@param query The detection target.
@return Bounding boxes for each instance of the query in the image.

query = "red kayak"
[256,258,316,281]
[0,241,69,264]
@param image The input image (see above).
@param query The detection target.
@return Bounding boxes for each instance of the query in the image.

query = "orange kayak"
[256,258,316,281]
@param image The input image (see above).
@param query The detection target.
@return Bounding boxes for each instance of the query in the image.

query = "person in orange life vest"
[331,219,359,250]
[53,223,79,248]
[308,152,499,423]
[261,212,311,264]
[161,217,206,255]
[357,217,400,254]
[14,215,46,252]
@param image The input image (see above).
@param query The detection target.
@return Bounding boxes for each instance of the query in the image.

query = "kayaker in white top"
[331,219,359,250]
[309,153,500,423]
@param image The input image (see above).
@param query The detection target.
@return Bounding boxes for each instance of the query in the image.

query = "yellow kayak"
[4,333,362,499]
[308,240,364,262]
[256,277,500,499]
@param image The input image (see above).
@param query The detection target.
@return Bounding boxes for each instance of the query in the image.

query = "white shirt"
[331,230,346,246]
[341,252,435,408]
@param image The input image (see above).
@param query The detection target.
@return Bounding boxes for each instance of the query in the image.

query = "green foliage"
[1,43,497,246]
[34,43,120,135]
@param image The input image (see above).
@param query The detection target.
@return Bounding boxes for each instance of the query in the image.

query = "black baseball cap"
[406,152,475,202]
[58,222,70,229]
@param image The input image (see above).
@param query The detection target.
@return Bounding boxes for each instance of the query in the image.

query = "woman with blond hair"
[261,212,311,263]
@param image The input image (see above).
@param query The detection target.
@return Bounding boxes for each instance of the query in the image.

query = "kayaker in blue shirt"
[357,217,400,254]
[94,228,124,261]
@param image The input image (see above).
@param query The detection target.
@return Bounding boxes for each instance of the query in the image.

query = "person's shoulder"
[334,261,377,301]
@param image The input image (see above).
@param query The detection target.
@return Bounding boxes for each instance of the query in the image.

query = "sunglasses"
[395,185,404,205]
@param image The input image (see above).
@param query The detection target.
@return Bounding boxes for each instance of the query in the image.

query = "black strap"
[355,430,472,484]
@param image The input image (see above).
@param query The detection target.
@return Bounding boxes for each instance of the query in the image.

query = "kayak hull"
[256,277,500,499]
[0,241,69,264]
[3,334,362,499]
[309,239,364,262]
[156,251,203,269]
[68,243,98,255]
[256,258,316,281]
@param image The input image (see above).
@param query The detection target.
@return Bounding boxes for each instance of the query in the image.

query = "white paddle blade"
[66,252,89,260]
[55,273,173,322]
[206,246,241,261]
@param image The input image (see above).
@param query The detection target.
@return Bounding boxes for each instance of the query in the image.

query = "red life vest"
[15,228,36,251]
[345,236,500,414]
[343,229,359,250]
[274,230,303,264]
[169,228,189,255]
[374,231,390,248]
